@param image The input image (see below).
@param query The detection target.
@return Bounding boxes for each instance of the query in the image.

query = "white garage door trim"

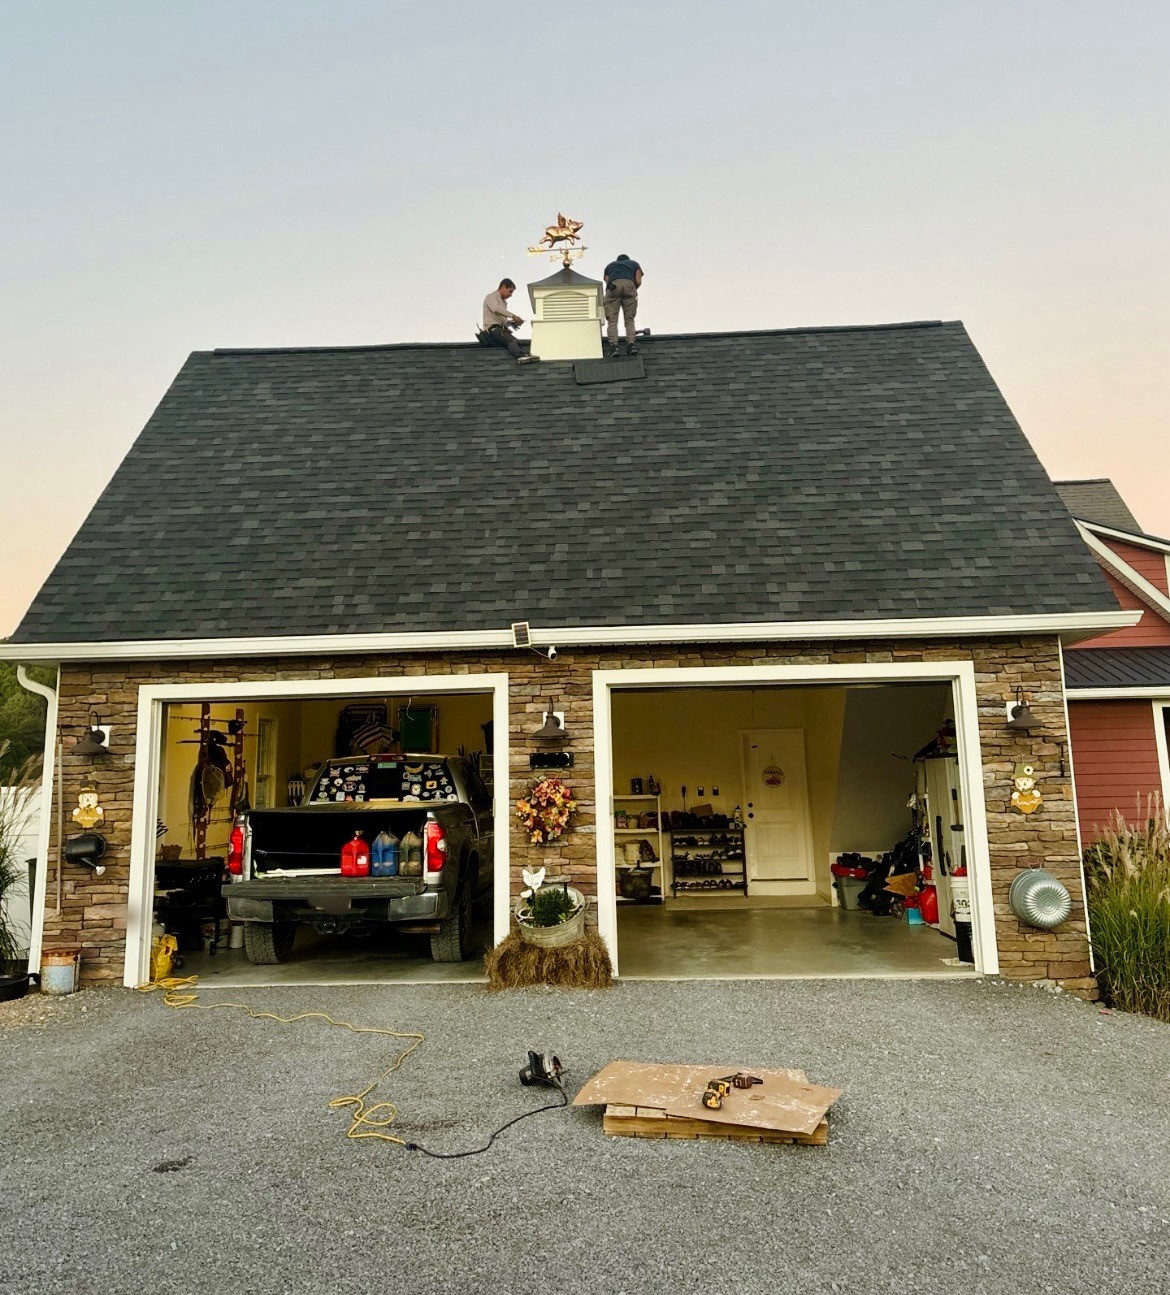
[124,673,511,988]
[592,660,997,978]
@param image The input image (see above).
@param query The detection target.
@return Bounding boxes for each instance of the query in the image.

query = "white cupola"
[527,266,603,361]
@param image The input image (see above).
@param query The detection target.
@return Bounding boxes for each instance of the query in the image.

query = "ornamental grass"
[1084,798,1170,1022]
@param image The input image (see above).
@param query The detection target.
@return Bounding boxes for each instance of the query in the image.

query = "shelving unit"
[668,826,748,897]
[612,794,665,904]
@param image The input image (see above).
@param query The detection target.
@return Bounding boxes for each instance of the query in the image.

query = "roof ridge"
[208,320,952,359]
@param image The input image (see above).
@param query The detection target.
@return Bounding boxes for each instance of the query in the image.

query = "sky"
[2,1,1168,637]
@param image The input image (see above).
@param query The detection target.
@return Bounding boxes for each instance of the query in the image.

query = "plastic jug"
[371,830,400,878]
[400,830,423,877]
[340,831,370,877]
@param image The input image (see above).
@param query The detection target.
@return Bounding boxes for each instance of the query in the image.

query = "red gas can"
[340,831,370,877]
[918,885,939,925]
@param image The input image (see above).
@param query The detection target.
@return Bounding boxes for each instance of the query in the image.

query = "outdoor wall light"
[74,712,111,757]
[534,705,568,741]
[1005,688,1040,733]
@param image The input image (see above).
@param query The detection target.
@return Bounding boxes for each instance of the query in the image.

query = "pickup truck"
[222,754,493,965]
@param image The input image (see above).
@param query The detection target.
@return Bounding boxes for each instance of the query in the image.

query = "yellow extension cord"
[137,975,426,1145]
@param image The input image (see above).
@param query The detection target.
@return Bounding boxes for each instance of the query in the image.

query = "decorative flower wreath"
[516,776,578,845]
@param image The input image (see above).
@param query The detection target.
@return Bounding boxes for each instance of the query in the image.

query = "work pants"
[604,280,638,344]
[485,324,523,358]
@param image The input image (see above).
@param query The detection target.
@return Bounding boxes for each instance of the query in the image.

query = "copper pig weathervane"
[528,212,586,267]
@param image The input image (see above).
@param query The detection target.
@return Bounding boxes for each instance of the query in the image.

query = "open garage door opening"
[149,687,497,986]
[606,681,981,980]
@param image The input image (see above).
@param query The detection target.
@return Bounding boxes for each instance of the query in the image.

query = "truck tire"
[243,921,297,965]
[430,878,472,963]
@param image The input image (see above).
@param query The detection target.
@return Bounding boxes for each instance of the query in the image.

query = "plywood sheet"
[602,1105,830,1146]
[574,1060,841,1135]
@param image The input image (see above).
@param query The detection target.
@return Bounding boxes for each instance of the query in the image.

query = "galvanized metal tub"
[1008,869,1072,930]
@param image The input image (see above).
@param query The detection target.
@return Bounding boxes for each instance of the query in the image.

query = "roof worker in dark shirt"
[481,279,540,366]
[603,254,644,358]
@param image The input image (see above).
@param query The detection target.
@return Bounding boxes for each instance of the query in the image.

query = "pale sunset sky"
[2,1,1167,636]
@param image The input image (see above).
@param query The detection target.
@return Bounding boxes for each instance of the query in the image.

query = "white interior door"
[742,729,814,882]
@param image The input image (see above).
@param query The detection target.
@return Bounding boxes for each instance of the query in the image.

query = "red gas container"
[340,831,370,877]
[918,885,939,925]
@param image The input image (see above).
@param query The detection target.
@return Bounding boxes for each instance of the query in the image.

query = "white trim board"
[1080,521,1170,557]
[1152,702,1170,810]
[16,666,59,969]
[121,672,511,988]
[0,610,1141,664]
[1058,641,1094,974]
[591,661,999,979]
[1067,688,1170,700]
[1076,524,1170,625]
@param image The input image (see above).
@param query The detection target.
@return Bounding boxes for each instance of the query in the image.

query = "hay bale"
[484,928,614,990]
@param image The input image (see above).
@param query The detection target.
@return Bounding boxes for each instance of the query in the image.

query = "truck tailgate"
[227,876,426,900]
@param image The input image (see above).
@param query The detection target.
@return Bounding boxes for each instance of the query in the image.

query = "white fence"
[1,786,42,956]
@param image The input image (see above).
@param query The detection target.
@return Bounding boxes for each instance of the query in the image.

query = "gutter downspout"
[15,665,60,968]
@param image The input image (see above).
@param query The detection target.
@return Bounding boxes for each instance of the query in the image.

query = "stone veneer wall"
[39,636,1093,996]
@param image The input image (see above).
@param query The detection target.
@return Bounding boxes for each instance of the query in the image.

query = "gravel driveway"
[2,978,1168,1294]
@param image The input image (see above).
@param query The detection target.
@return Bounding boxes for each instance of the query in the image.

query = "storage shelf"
[671,880,747,894]
[614,794,660,801]
[615,828,658,835]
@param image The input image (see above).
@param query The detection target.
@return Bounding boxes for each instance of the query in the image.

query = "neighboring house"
[1056,479,1170,840]
[0,288,1137,996]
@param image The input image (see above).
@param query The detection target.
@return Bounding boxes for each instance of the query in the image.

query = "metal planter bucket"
[1009,869,1072,930]
[41,947,82,995]
[515,886,586,948]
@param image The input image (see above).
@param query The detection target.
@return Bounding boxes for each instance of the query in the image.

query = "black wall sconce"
[534,705,568,741]
[75,713,111,757]
[1005,688,1040,734]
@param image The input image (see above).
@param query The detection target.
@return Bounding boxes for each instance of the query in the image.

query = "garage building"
[2,300,1136,990]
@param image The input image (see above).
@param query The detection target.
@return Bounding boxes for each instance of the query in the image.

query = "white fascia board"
[1067,687,1170,700]
[0,609,1141,664]
[1080,521,1170,556]
[1076,524,1170,625]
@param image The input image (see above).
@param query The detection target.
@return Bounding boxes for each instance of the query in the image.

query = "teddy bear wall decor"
[72,782,105,830]
[1010,762,1042,815]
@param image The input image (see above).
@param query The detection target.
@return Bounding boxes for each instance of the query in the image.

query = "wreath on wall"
[516,776,578,845]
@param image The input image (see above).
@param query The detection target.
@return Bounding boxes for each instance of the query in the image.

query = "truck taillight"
[423,819,447,876]
[227,822,245,875]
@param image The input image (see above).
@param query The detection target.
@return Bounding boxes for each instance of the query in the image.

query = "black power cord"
[403,1081,568,1160]
[403,1053,568,1160]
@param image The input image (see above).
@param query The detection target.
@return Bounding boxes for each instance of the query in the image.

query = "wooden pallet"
[602,1104,829,1145]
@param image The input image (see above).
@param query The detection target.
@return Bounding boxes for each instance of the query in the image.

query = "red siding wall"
[1109,539,1170,595]
[1076,569,1170,650]
[1068,700,1165,840]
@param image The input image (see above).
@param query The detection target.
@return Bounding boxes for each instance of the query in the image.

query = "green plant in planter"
[527,884,578,927]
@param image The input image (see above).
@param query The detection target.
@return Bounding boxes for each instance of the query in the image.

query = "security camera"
[547,646,558,661]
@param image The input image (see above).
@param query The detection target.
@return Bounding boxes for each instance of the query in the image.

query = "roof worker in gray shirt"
[481,279,539,366]
[603,254,644,358]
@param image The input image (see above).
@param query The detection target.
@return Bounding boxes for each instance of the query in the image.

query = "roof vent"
[511,621,532,648]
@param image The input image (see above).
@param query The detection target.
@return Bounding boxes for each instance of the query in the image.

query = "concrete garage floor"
[618,904,971,979]
[3,979,1169,1294]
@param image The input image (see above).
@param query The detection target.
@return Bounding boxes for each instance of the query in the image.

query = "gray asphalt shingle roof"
[1055,479,1143,533]
[11,321,1121,645]
[1064,646,1170,690]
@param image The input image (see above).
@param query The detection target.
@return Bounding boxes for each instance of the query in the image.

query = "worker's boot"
[517,354,541,366]
[606,344,620,359]
[626,342,639,356]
